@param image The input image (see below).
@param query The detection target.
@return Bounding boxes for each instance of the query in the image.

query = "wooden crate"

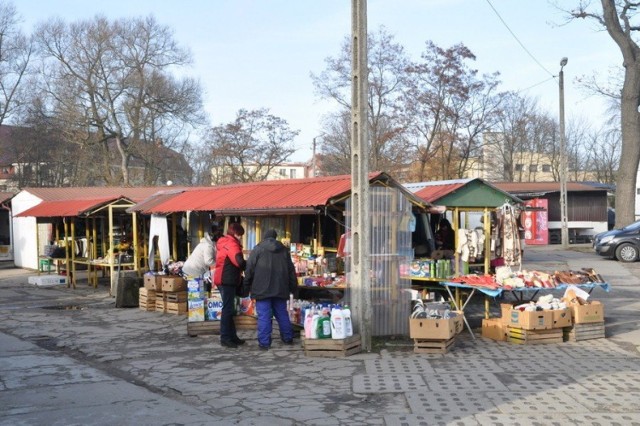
[155,299,166,313]
[234,314,258,330]
[508,327,563,345]
[187,320,220,336]
[165,291,187,303]
[563,322,605,342]
[302,334,361,357]
[139,287,156,298]
[166,302,187,315]
[139,298,155,311]
[186,316,260,336]
[414,336,456,354]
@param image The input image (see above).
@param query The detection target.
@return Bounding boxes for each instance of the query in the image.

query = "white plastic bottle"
[330,306,346,339]
[304,307,314,339]
[310,307,321,339]
[343,304,353,337]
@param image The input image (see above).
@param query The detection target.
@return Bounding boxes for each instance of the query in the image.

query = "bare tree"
[311,26,412,177]
[569,1,640,227]
[34,15,204,186]
[207,108,298,184]
[0,1,32,126]
[403,42,503,181]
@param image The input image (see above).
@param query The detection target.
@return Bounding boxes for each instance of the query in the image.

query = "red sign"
[522,198,548,245]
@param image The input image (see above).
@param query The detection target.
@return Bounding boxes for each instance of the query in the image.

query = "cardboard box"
[500,303,513,326]
[188,300,205,322]
[206,293,223,321]
[505,308,553,330]
[571,301,604,324]
[144,274,162,291]
[481,318,507,341]
[552,307,572,328]
[409,312,463,340]
[187,279,205,300]
[162,276,187,292]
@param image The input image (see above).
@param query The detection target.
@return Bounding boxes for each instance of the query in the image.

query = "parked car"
[593,219,640,262]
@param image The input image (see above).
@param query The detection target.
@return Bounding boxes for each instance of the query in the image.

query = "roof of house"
[405,178,523,208]
[0,192,15,205]
[492,181,606,196]
[15,197,125,218]
[131,172,431,215]
[21,186,173,202]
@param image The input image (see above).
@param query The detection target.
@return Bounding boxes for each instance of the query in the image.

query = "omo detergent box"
[206,292,223,321]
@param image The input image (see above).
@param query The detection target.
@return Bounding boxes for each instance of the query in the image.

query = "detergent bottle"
[317,308,332,339]
[330,306,346,339]
[342,304,353,337]
[310,306,321,339]
[304,306,315,339]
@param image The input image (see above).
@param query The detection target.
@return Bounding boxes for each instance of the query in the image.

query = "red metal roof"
[22,186,173,202]
[135,175,361,215]
[132,172,430,215]
[15,197,122,218]
[408,182,467,203]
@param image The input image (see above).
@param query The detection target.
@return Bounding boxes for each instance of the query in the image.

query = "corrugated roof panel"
[15,197,118,218]
[492,182,604,193]
[410,182,466,203]
[22,186,177,202]
[142,174,371,214]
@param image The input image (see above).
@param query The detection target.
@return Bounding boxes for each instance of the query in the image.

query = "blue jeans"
[220,285,238,343]
[255,298,293,347]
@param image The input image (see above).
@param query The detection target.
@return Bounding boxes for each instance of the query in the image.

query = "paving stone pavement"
[0,245,639,425]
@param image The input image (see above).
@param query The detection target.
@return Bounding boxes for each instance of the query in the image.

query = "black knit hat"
[264,229,277,239]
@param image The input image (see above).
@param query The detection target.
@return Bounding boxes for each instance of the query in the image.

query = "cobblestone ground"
[1,246,639,425]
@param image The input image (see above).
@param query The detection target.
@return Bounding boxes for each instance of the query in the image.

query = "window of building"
[279,168,286,176]
[289,169,297,179]
[529,165,537,172]
[542,164,551,172]
[514,164,523,172]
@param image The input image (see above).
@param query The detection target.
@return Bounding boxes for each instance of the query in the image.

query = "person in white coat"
[182,226,220,288]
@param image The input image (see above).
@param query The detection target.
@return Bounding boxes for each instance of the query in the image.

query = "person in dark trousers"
[243,229,297,350]
[213,222,246,349]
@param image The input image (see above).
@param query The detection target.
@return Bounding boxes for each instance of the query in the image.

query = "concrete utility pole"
[559,57,569,249]
[351,0,371,351]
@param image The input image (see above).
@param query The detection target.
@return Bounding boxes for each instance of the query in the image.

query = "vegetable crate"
[563,322,605,342]
[302,334,361,358]
[414,336,456,354]
[508,326,563,345]
[139,288,156,311]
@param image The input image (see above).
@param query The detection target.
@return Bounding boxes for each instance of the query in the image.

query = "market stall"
[130,172,433,338]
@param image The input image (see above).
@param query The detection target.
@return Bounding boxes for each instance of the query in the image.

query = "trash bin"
[115,274,143,308]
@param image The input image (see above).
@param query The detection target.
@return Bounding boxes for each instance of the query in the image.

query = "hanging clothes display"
[499,203,521,266]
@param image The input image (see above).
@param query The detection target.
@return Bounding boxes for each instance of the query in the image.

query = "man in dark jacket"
[214,222,246,349]
[243,229,297,350]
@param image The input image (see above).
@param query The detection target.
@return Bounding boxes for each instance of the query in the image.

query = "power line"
[485,0,555,79]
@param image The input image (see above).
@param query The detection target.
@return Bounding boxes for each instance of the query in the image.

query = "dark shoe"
[282,339,293,345]
[258,344,270,351]
[232,337,246,345]
[221,340,238,349]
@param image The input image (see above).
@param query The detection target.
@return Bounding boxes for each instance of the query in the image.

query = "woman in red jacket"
[214,222,246,348]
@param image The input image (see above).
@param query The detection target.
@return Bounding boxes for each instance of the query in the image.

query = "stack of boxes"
[139,273,187,315]
[481,298,605,344]
[158,276,187,315]
[409,304,464,354]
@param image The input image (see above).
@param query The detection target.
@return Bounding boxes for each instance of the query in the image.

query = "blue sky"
[17,0,619,162]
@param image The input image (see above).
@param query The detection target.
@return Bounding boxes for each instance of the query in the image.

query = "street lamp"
[559,57,569,248]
